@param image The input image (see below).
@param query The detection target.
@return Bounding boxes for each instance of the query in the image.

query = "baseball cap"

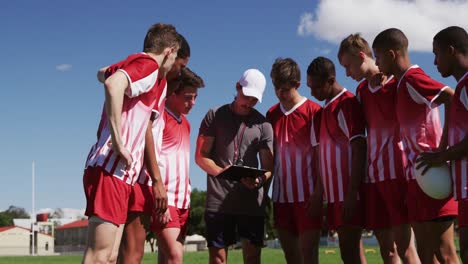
[238,69,266,103]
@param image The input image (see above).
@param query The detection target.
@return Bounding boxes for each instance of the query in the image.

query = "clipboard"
[216,165,267,181]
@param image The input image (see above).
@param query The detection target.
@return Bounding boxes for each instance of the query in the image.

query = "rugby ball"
[415,162,452,200]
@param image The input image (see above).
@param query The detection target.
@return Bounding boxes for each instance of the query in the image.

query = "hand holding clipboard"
[216,165,267,182]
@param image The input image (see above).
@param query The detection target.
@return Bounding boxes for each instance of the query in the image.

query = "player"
[417,26,468,263]
[266,58,322,264]
[307,56,367,264]
[117,34,191,264]
[82,23,180,264]
[338,33,420,263]
[151,67,204,264]
[372,28,458,264]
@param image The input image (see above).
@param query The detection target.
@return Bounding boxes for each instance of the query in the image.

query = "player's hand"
[113,142,133,168]
[416,151,446,176]
[152,181,168,215]
[369,72,386,87]
[240,177,257,190]
[342,191,358,222]
[306,193,323,217]
[155,208,172,225]
[254,174,267,188]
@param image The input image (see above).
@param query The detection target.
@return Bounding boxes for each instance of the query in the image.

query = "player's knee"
[209,252,226,264]
[93,251,113,264]
[166,248,183,263]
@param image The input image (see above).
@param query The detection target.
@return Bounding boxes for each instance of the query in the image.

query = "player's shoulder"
[266,102,281,116]
[458,73,468,88]
[304,98,321,108]
[356,79,368,91]
[403,65,429,82]
[338,90,361,110]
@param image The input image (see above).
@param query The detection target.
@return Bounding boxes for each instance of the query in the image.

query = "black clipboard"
[216,165,267,181]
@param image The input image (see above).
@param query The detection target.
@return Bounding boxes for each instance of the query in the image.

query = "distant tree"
[0,206,30,227]
[0,213,12,227]
[50,208,64,218]
[5,206,29,218]
[187,188,206,236]
[264,197,277,240]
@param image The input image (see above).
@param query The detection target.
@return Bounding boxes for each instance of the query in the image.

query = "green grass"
[0,247,385,264]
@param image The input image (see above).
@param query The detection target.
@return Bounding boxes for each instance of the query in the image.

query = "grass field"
[0,247,385,264]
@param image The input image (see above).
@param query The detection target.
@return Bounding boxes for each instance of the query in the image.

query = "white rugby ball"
[415,162,452,200]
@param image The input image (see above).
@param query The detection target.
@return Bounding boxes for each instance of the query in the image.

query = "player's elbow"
[194,152,204,167]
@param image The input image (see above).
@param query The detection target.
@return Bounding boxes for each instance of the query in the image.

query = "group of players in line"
[80,23,468,264]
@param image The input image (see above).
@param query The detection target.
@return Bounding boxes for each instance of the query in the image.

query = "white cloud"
[56,64,72,72]
[298,0,468,52]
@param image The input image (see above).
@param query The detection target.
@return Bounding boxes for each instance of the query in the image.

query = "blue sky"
[1,0,466,213]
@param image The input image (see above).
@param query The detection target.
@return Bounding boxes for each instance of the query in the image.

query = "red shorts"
[274,202,322,235]
[83,166,131,225]
[151,206,190,236]
[364,179,409,230]
[128,182,154,215]
[327,200,364,230]
[407,179,457,222]
[458,200,468,228]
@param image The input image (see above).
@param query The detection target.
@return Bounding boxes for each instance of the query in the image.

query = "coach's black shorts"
[204,212,264,248]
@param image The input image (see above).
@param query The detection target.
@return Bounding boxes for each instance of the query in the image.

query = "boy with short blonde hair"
[338,33,420,264]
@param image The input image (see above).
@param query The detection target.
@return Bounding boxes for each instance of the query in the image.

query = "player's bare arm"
[307,146,323,217]
[97,66,109,83]
[144,119,168,215]
[343,136,366,222]
[104,70,133,167]
[416,87,456,174]
[195,135,224,176]
[417,135,468,175]
[435,87,455,150]
[255,148,274,189]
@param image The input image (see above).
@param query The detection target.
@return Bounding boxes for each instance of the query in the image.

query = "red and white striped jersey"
[267,98,322,203]
[449,72,468,200]
[356,77,406,183]
[136,87,168,187]
[85,53,166,185]
[159,108,192,208]
[318,89,366,203]
[396,65,447,180]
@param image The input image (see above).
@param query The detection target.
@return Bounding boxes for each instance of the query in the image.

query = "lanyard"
[233,122,247,165]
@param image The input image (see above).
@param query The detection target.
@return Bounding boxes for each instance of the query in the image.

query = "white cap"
[238,69,266,103]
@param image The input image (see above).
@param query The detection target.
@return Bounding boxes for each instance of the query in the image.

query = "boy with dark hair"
[338,33,420,263]
[307,56,367,264]
[373,27,458,264]
[152,67,204,264]
[267,58,322,264]
[83,22,180,264]
[418,25,468,263]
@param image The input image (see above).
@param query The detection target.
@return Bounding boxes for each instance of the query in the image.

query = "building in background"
[0,226,54,256]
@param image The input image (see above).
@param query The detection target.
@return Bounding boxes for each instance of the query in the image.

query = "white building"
[0,226,54,256]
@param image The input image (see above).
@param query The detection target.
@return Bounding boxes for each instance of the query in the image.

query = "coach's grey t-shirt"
[199,104,274,216]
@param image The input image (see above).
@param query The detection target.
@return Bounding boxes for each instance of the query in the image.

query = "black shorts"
[204,212,265,248]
